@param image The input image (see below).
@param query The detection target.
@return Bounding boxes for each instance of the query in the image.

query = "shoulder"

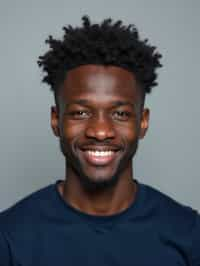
[0,183,56,264]
[141,184,200,231]
[140,183,200,261]
[0,183,55,233]
[144,183,200,263]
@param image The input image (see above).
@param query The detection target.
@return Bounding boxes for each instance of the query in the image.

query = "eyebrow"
[111,100,136,108]
[65,99,137,109]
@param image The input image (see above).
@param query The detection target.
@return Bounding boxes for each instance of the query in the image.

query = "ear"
[51,106,60,137]
[139,108,150,139]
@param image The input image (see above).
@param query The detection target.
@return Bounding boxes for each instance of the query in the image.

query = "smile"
[79,148,120,166]
[87,150,114,156]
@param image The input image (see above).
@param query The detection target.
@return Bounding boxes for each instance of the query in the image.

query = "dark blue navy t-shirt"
[0,180,200,266]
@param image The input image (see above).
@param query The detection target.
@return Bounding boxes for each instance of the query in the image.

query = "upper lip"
[80,145,121,152]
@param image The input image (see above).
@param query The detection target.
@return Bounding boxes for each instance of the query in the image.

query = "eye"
[112,111,131,121]
[67,110,90,120]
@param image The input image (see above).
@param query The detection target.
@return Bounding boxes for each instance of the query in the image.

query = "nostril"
[85,122,115,140]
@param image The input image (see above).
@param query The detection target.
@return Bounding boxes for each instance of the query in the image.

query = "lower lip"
[80,150,119,166]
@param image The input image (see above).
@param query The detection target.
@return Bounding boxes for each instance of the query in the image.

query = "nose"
[85,114,116,141]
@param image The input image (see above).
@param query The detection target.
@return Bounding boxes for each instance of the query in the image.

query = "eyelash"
[68,111,89,119]
[114,111,130,117]
[67,110,131,121]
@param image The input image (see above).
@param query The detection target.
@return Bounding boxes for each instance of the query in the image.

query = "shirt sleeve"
[191,211,200,266]
[0,231,12,266]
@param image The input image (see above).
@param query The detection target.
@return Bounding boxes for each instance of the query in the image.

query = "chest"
[11,223,189,266]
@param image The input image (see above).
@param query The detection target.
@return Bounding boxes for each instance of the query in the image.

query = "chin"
[78,172,119,191]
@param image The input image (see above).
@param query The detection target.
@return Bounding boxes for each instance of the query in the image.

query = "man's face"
[51,65,149,190]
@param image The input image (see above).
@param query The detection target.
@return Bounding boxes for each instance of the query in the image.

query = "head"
[38,16,162,191]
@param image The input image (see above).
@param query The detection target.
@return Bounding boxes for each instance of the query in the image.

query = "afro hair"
[38,16,162,97]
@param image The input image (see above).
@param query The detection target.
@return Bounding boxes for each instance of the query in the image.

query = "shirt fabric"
[0,180,200,266]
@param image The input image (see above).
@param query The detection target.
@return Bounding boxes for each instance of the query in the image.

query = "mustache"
[70,132,126,151]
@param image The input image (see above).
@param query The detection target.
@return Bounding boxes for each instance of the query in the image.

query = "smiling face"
[51,65,149,190]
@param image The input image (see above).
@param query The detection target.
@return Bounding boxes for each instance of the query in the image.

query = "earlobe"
[139,108,150,139]
[51,106,60,137]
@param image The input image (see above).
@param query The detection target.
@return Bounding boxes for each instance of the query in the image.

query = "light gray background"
[0,0,199,211]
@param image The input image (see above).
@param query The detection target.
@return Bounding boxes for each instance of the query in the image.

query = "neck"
[58,162,137,216]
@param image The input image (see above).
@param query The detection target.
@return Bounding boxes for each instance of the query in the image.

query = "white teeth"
[88,150,114,156]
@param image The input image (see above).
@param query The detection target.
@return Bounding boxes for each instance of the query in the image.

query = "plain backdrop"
[0,0,199,211]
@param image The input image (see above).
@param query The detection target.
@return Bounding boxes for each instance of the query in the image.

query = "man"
[0,16,199,265]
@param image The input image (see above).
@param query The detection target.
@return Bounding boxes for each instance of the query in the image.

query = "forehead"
[58,65,142,104]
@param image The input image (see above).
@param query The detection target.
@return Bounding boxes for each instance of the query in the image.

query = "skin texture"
[51,65,149,216]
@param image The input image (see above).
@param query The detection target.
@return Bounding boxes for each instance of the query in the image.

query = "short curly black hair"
[38,16,162,100]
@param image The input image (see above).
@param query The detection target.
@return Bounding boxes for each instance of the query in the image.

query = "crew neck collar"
[53,179,145,224]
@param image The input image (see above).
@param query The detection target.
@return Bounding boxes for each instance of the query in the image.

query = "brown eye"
[68,110,90,119]
[112,111,131,121]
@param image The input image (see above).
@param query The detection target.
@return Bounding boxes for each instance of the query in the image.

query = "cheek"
[117,123,139,142]
[61,120,85,140]
[60,117,139,144]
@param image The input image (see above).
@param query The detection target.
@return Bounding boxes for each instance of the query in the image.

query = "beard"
[58,136,139,192]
